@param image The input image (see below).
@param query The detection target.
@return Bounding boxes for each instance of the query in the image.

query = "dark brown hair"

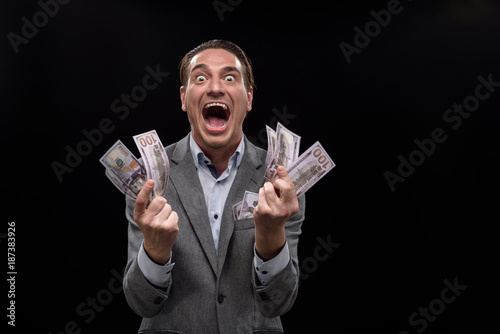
[178,39,255,90]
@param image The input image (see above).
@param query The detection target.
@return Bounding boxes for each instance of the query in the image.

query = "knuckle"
[134,211,147,225]
[141,215,155,228]
[265,184,275,195]
[135,197,146,206]
[154,196,167,206]
[258,206,271,216]
[168,211,179,223]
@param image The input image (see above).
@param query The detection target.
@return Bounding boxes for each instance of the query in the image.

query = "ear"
[180,86,187,112]
[246,86,253,112]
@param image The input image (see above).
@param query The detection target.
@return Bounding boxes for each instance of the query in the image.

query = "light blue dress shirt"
[189,134,244,253]
[137,134,289,287]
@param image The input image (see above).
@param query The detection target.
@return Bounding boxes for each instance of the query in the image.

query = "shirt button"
[214,214,219,219]
[217,294,225,304]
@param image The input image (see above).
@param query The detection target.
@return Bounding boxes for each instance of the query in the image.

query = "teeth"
[205,102,228,110]
[204,119,228,128]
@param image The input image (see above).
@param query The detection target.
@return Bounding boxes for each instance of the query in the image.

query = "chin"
[202,130,233,148]
[195,124,241,151]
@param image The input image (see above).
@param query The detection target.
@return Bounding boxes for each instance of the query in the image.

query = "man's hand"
[134,179,179,265]
[254,166,299,260]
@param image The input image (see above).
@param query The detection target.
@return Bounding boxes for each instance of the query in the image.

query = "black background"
[2,0,499,333]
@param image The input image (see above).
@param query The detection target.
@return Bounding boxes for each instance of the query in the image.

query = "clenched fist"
[254,166,299,260]
[134,180,179,265]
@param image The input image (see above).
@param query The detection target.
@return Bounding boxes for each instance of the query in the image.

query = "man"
[123,39,306,333]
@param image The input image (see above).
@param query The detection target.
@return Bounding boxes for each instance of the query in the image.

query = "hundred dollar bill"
[288,141,335,197]
[232,200,243,220]
[238,191,259,220]
[265,122,301,182]
[265,125,276,170]
[133,130,169,198]
[100,140,147,197]
[105,168,137,200]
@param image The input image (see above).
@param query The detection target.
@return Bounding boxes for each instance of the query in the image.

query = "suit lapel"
[169,135,218,275]
[216,137,265,277]
[169,134,265,278]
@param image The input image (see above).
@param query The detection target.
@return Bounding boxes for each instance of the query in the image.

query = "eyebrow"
[191,63,209,73]
[190,64,241,76]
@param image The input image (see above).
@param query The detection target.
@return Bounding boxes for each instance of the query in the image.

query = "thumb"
[134,179,154,219]
[276,166,293,185]
[274,166,297,200]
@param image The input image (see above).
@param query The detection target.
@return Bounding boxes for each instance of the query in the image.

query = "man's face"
[180,48,253,153]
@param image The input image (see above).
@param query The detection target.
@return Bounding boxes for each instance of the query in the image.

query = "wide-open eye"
[224,75,235,82]
[195,75,207,82]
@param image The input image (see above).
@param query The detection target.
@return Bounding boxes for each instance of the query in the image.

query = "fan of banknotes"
[233,122,336,220]
[100,130,169,201]
[100,125,335,217]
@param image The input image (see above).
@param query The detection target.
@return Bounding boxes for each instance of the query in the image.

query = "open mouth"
[202,102,230,131]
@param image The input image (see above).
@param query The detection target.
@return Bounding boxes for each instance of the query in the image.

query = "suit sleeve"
[122,196,173,318]
[251,194,305,318]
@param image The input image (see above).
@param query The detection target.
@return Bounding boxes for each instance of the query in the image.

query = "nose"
[207,77,225,97]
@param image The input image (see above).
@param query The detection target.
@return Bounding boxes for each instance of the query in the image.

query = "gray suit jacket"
[123,133,305,334]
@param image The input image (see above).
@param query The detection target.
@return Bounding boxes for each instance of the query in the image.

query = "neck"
[193,134,242,176]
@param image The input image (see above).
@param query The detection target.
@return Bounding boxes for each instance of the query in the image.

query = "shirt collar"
[189,133,245,170]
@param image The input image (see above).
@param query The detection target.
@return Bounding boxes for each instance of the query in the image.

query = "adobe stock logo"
[247,105,297,149]
[51,64,169,183]
[48,267,125,334]
[7,0,72,54]
[299,234,340,281]
[339,0,407,64]
[399,276,467,334]
[212,0,243,22]
[384,73,499,192]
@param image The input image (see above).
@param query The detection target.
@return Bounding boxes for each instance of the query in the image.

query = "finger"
[276,166,294,187]
[134,179,155,219]
[156,201,173,222]
[166,210,180,231]
[263,181,280,209]
[263,181,278,200]
[274,167,297,200]
[255,186,270,215]
[146,195,168,216]
[273,178,295,202]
